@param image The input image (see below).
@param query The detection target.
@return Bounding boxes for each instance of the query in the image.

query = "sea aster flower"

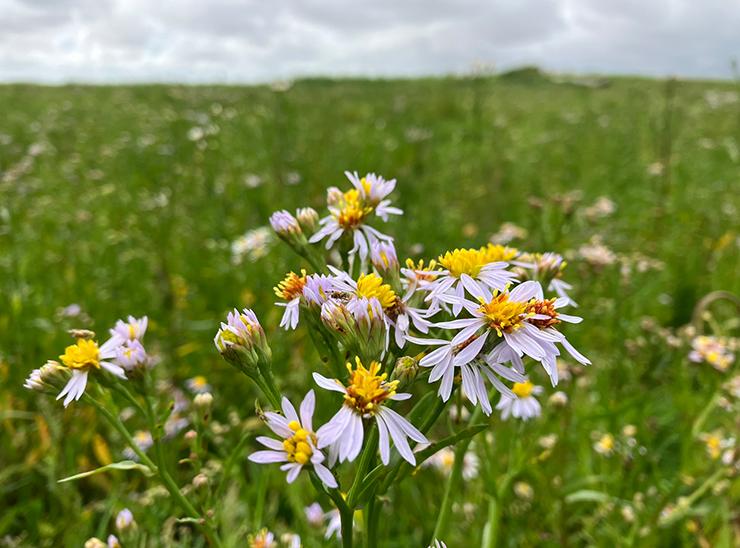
[401,258,440,299]
[302,273,335,306]
[513,252,577,307]
[327,267,397,324]
[274,270,307,330]
[309,172,401,261]
[314,357,428,465]
[425,244,518,315]
[427,446,479,480]
[248,390,337,488]
[248,529,277,548]
[186,375,211,394]
[56,336,125,407]
[110,315,148,341]
[496,381,543,421]
[115,339,149,372]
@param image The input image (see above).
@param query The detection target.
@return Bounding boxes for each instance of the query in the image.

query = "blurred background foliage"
[0,70,738,546]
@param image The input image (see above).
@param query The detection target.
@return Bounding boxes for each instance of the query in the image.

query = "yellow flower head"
[404,258,440,282]
[478,292,530,336]
[512,381,534,398]
[355,273,397,310]
[59,339,100,370]
[283,420,317,465]
[344,357,398,415]
[334,189,373,229]
[274,269,307,301]
[438,244,517,278]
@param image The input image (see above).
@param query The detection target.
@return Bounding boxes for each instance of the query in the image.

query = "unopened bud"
[23,360,67,392]
[392,356,419,388]
[115,508,136,532]
[269,210,301,237]
[370,241,399,273]
[548,391,568,408]
[185,429,198,442]
[214,308,271,377]
[194,392,213,411]
[192,473,208,488]
[84,538,106,548]
[296,207,319,233]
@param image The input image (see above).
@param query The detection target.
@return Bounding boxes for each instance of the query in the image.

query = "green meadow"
[1,71,738,546]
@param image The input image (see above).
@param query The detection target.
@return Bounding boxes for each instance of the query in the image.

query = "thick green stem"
[340,507,354,548]
[366,491,380,548]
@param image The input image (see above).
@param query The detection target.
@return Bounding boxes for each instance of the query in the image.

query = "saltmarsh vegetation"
[3,74,739,546]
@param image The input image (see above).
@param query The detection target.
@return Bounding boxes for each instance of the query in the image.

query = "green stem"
[432,407,482,542]
[340,506,354,548]
[366,491,380,548]
[347,426,378,508]
[481,495,499,548]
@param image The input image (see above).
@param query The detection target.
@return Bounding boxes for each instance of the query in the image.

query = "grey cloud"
[0,0,736,83]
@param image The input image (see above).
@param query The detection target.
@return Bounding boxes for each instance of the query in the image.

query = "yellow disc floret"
[404,258,440,282]
[274,269,307,301]
[512,381,534,398]
[59,339,100,370]
[525,298,561,329]
[344,357,398,415]
[438,244,517,278]
[478,292,530,335]
[355,273,397,310]
[283,420,317,465]
[334,189,373,229]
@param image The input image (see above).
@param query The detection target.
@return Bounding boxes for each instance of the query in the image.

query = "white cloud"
[0,0,737,82]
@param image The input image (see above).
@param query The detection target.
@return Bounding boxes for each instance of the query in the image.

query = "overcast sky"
[1,0,738,83]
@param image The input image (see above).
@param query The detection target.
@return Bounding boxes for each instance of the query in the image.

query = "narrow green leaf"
[58,460,152,483]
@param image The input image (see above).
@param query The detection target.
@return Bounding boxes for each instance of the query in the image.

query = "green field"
[1,71,739,546]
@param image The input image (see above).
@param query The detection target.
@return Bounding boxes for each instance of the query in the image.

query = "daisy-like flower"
[309,172,402,261]
[231,226,274,264]
[248,390,337,488]
[110,315,148,341]
[274,270,307,330]
[593,433,615,456]
[699,431,735,460]
[328,267,397,322]
[496,380,543,421]
[115,339,149,371]
[425,244,518,315]
[427,446,479,480]
[438,281,588,386]
[304,502,325,527]
[248,529,277,548]
[370,240,399,274]
[688,335,735,372]
[314,357,428,465]
[122,430,154,461]
[56,336,125,407]
[401,258,440,299]
[302,273,335,306]
[185,375,211,394]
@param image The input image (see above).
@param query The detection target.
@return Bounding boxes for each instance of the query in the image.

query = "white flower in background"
[231,226,274,264]
[248,390,337,488]
[56,336,125,407]
[584,196,616,220]
[425,244,518,315]
[689,335,735,372]
[115,508,136,532]
[304,502,325,527]
[314,357,428,465]
[427,446,479,480]
[309,171,402,261]
[107,535,121,548]
[280,533,301,548]
[496,381,543,421]
[185,375,211,394]
[325,509,342,540]
[274,270,307,330]
[578,236,617,267]
[593,433,615,456]
[490,222,528,245]
[122,430,154,460]
[111,315,148,341]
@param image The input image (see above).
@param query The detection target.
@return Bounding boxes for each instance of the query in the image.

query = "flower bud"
[391,356,419,388]
[23,360,67,392]
[269,210,301,237]
[548,391,569,408]
[84,538,106,548]
[69,329,96,340]
[296,207,319,233]
[370,241,398,273]
[115,508,136,532]
[192,473,208,488]
[214,308,271,377]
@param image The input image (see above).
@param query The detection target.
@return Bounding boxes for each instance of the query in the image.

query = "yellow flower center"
[404,258,440,281]
[334,189,373,229]
[438,244,517,278]
[705,435,721,459]
[274,269,307,301]
[597,434,614,452]
[355,273,397,310]
[512,381,534,398]
[283,420,316,465]
[344,357,398,415]
[59,339,100,370]
[191,375,208,389]
[525,298,561,329]
[478,292,529,335]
